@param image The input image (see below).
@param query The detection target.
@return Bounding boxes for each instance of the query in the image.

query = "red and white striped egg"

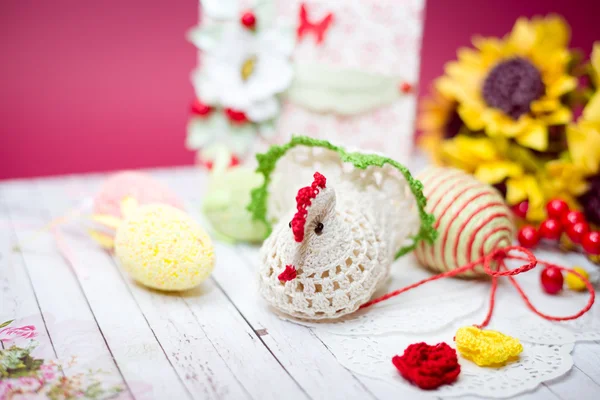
[414,167,515,278]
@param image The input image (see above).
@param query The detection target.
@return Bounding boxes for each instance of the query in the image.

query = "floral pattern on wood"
[0,320,123,400]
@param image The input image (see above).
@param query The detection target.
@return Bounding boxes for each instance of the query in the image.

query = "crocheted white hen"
[248,136,435,320]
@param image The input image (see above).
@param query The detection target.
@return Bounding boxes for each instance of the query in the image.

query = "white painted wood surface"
[1,167,599,400]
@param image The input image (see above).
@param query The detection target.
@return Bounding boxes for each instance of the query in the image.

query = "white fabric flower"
[201,0,239,20]
[186,113,256,156]
[192,23,294,122]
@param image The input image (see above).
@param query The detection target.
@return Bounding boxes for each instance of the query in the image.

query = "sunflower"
[417,85,461,163]
[436,15,577,152]
[567,42,600,176]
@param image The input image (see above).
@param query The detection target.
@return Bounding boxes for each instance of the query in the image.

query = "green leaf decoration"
[247,135,437,258]
[186,113,259,156]
[287,63,403,115]
[0,319,14,329]
[0,344,44,379]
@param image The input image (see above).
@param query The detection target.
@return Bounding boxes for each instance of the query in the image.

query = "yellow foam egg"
[565,267,589,291]
[115,204,214,291]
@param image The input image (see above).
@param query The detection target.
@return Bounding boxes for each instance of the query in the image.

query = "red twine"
[392,342,460,390]
[291,172,327,242]
[361,246,596,329]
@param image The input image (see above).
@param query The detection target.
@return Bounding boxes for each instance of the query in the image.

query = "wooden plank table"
[1,167,599,399]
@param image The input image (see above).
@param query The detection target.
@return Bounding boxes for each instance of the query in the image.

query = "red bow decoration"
[297,3,334,45]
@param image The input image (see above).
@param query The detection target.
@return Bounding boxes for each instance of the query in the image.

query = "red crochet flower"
[392,342,460,390]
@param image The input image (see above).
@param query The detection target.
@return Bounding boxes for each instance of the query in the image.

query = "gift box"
[187,0,426,164]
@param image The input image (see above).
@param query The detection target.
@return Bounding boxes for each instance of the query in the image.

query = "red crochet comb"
[291,172,327,242]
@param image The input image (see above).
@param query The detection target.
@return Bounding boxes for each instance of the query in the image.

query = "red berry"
[541,266,563,294]
[224,108,249,124]
[511,201,529,219]
[546,199,569,219]
[561,210,585,227]
[240,11,256,29]
[566,221,590,244]
[400,82,413,94]
[191,99,213,117]
[582,231,600,255]
[518,225,540,248]
[539,219,562,240]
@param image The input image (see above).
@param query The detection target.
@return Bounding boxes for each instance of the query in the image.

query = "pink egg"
[93,171,183,217]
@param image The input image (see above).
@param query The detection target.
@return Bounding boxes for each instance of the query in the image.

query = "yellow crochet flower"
[437,15,576,151]
[455,326,523,367]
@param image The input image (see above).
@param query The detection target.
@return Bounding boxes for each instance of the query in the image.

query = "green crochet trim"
[247,136,437,259]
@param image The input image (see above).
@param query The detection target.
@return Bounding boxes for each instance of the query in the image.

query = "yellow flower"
[589,41,600,90]
[438,135,554,220]
[506,174,546,220]
[417,85,459,163]
[565,42,600,176]
[440,135,499,173]
[567,121,600,176]
[582,42,600,122]
[542,159,589,205]
[440,135,522,182]
[475,161,524,185]
[455,326,523,367]
[438,15,576,151]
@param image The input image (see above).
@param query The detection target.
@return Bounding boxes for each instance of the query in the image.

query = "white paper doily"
[314,331,574,398]
[272,250,599,398]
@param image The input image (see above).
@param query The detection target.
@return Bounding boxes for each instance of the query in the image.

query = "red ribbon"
[297,3,333,45]
[360,246,596,328]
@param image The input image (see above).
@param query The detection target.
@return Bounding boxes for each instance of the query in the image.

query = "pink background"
[1,0,598,179]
